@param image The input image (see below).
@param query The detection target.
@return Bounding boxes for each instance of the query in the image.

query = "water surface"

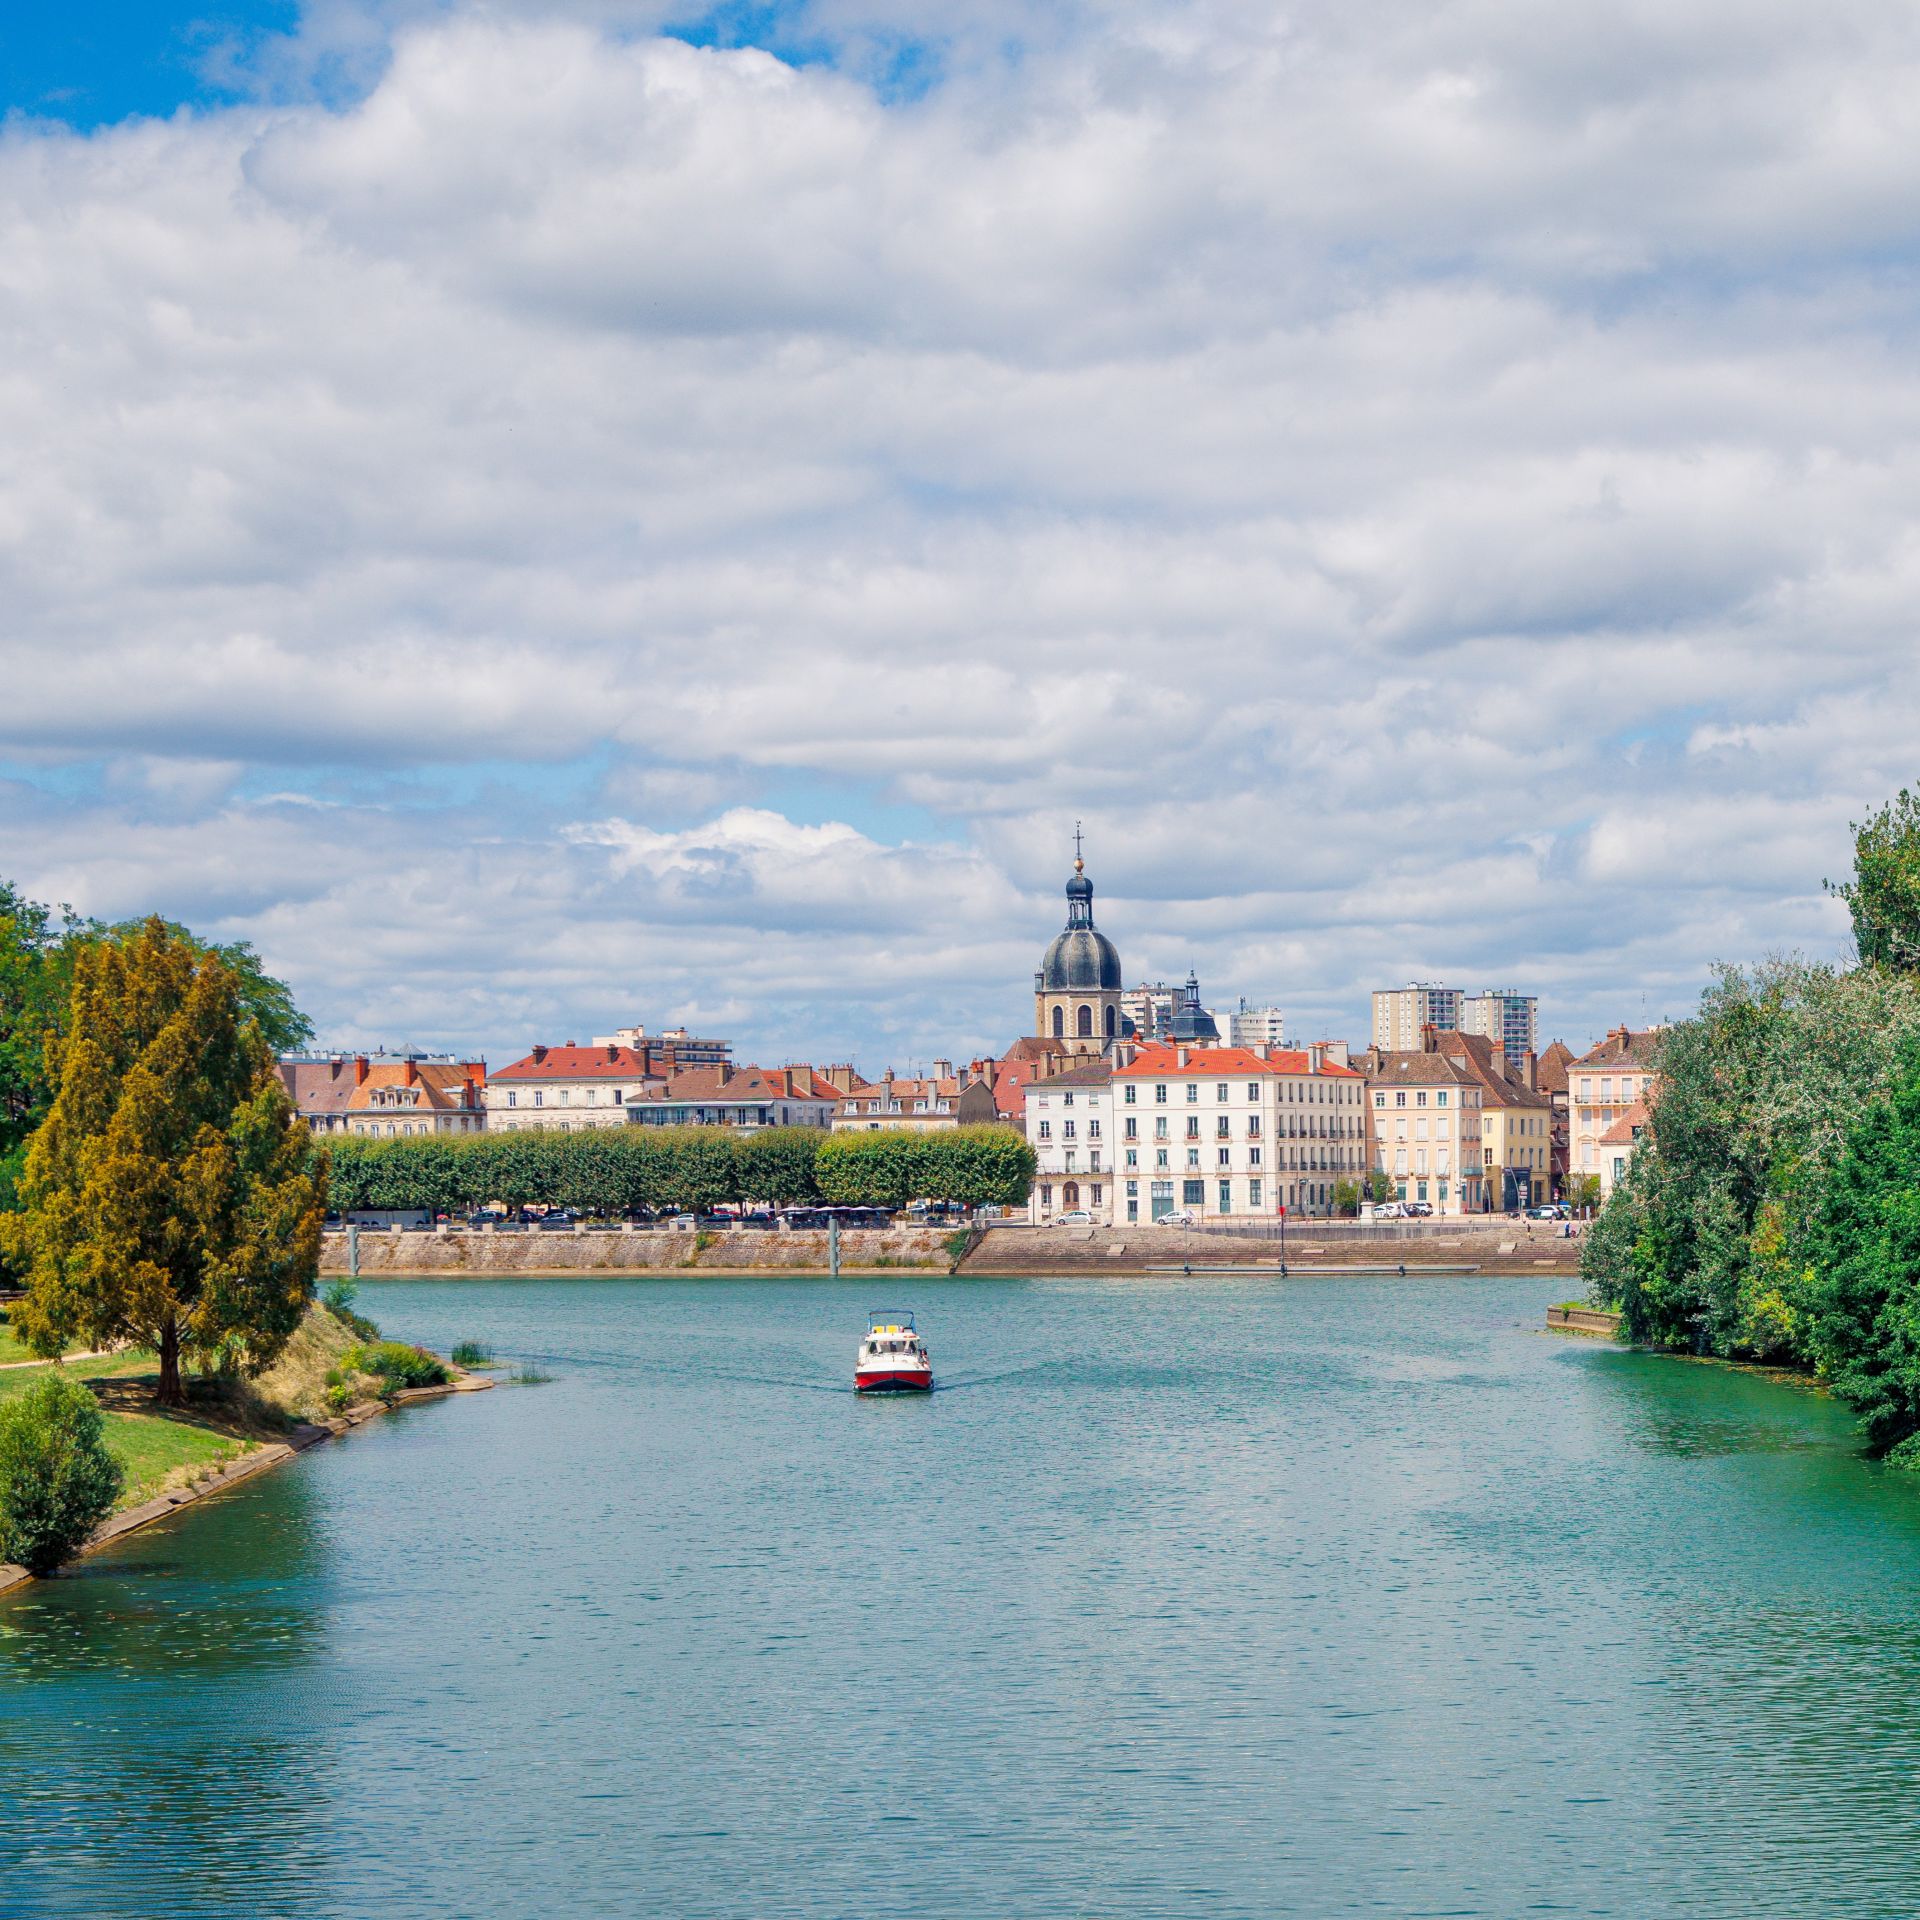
[5,1274,1919,1918]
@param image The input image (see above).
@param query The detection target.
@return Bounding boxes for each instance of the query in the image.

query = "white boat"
[856,1311,932,1393]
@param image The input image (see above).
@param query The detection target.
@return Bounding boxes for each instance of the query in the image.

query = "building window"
[507,1091,517,1108]
[1156,1149,1169,1169]
[1183,1180,1205,1206]
[533,1091,543,1107]
[1395,1091,1406,1107]
[1126,1149,1138,1168]
[1089,1119,1101,1138]
[1125,1116,1137,1140]
[1216,1083,1229,1102]
[1064,1121,1076,1139]
[1186,1117,1200,1139]
[1375,1093,1386,1107]
[1053,1007,1065,1037]
[1105,1006,1116,1038]
[1155,1084,1168,1104]
[1186,1083,1199,1103]
[1091,1184,1102,1206]
[1218,1148,1230,1166]
[1248,1116,1261,1136]
[1416,1091,1427,1107]
[1186,1149,1200,1169]
[1124,1085,1137,1104]
[1249,1147,1261,1167]
[1038,1121,1051,1139]
[1436,1091,1448,1106]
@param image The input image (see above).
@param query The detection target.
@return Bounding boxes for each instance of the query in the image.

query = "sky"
[1,0,1913,1075]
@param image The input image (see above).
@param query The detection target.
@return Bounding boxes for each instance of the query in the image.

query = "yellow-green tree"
[0,919,324,1404]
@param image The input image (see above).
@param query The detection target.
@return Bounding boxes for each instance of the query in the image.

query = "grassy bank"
[0,1301,451,1516]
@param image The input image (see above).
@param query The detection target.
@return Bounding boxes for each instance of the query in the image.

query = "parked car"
[535,1209,579,1230]
[1371,1201,1406,1219]
[1404,1201,1434,1218]
[1525,1203,1562,1220]
[1055,1209,1094,1226]
[1157,1209,1197,1227]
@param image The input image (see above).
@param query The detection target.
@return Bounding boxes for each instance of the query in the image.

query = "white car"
[1157,1209,1197,1227]
[1055,1208,1094,1226]
[1371,1201,1406,1220]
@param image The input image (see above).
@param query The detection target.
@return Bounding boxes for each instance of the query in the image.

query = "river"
[4,1273,1920,1918]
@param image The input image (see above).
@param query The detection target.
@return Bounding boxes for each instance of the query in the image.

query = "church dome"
[1038,860,1122,991]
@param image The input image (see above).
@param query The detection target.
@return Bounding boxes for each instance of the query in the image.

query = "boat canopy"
[866,1309,916,1335]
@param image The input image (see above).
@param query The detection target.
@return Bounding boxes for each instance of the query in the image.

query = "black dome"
[1038,859,1122,991]
[1040,926,1123,992]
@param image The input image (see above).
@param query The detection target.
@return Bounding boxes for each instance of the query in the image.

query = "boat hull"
[855,1369,933,1393]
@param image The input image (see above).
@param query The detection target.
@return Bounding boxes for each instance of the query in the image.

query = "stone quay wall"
[321,1226,955,1275]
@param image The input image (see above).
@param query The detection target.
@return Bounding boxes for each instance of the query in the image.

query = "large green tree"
[1,919,326,1404]
[1829,788,1920,972]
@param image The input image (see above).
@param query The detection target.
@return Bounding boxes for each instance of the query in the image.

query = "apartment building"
[1460,990,1538,1068]
[1101,1042,1367,1225]
[1569,1028,1663,1182]
[833,1068,1000,1132]
[1371,982,1464,1051]
[1228,999,1286,1050]
[1026,1061,1116,1223]
[344,1058,487,1138]
[624,1065,844,1131]
[487,1044,662,1130]
[1363,1051,1487,1216]
[1431,1032,1551,1210]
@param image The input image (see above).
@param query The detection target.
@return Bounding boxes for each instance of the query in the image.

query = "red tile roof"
[493,1045,661,1082]
[1113,1043,1361,1080]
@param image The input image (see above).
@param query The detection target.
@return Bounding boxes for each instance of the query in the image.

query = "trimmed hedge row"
[321,1124,1035,1216]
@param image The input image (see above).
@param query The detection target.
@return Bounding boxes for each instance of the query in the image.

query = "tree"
[1566,1173,1602,1212]
[737,1127,822,1208]
[1804,1047,1920,1458]
[1332,1177,1360,1216]
[1829,788,1920,973]
[1,919,326,1404]
[1365,1169,1395,1204]
[0,1371,124,1575]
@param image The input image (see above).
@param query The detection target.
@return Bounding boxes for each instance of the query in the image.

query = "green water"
[5,1274,1920,1918]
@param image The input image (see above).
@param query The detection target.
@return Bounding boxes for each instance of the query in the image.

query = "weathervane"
[1073,819,1084,872]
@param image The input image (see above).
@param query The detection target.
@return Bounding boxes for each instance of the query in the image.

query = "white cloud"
[2,1,1917,1063]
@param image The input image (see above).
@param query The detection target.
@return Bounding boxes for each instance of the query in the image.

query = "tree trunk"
[157,1318,182,1406]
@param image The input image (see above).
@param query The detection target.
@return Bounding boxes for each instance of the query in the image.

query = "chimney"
[1309,1042,1325,1073]
[1176,1046,1190,1068]
[934,1058,953,1083]
[354,1055,370,1086]
[1321,1039,1350,1069]
[607,1044,618,1062]
[404,1058,417,1087]
[1420,1021,1439,1053]
[1520,1049,1537,1091]
[531,1044,548,1065]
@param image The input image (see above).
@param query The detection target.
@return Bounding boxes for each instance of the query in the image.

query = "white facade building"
[1026,1063,1117,1224]
[1228,1000,1286,1051]
[1108,1043,1368,1225]
[1363,1052,1487,1216]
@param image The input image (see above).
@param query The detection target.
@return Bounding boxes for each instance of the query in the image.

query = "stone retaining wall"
[964,1220,1583,1274]
[321,1226,954,1274]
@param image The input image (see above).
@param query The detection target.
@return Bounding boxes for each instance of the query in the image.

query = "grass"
[101,1413,253,1507]
[506,1364,553,1385]
[0,1321,96,1365]
[450,1340,494,1367]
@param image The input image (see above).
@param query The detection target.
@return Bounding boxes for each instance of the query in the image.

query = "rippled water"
[6,1274,1920,1918]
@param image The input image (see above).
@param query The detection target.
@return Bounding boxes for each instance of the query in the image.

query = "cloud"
[2,1,1917,1065]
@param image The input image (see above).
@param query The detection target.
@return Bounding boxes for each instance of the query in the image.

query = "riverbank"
[322,1219,1584,1278]
[0,1303,488,1598]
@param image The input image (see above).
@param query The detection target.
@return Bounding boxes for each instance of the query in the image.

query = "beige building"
[487,1044,663,1131]
[345,1058,488,1137]
[1598,1103,1650,1197]
[1363,1051,1487,1216]
[625,1065,845,1131]
[1432,1032,1552,1210]
[833,1068,1000,1132]
[1569,1028,1663,1183]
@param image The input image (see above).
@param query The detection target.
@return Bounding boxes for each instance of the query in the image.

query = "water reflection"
[0,1468,340,1919]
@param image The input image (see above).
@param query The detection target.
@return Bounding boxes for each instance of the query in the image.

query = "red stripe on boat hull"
[855,1370,932,1393]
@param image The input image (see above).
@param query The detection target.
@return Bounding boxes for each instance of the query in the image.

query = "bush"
[340,1341,450,1391]
[0,1371,126,1575]
[322,1279,379,1341]
[450,1340,493,1368]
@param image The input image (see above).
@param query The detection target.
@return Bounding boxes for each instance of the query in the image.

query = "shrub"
[339,1341,450,1391]
[450,1341,493,1368]
[0,1371,126,1575]
[325,1382,353,1413]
